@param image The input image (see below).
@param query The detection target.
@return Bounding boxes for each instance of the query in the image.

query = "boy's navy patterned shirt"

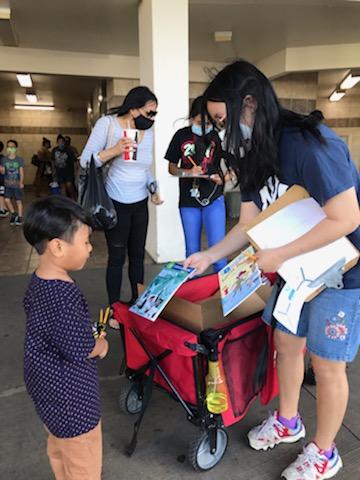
[23,274,100,438]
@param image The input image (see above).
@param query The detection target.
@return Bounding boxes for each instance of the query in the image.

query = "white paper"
[247,197,359,287]
[273,281,315,334]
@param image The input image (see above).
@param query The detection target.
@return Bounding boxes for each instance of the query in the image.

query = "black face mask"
[134,114,154,130]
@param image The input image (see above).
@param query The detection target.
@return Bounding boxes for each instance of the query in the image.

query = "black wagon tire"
[188,428,228,471]
[118,377,143,415]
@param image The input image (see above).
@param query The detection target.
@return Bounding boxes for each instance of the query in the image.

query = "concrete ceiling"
[4,0,360,62]
[1,0,360,110]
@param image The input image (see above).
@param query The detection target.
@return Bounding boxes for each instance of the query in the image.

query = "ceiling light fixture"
[14,104,55,111]
[98,94,103,102]
[25,91,38,103]
[16,73,33,88]
[87,106,93,113]
[329,90,346,102]
[340,71,360,90]
[214,31,232,42]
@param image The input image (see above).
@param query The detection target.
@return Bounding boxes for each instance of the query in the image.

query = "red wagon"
[112,273,278,471]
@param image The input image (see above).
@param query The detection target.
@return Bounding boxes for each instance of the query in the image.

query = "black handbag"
[78,156,117,230]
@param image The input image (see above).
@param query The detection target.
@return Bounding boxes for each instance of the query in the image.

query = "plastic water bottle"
[206,360,229,414]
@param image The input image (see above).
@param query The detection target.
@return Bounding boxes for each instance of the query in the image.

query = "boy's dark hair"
[0,141,3,151]
[23,196,92,255]
[57,134,65,142]
[7,139,18,148]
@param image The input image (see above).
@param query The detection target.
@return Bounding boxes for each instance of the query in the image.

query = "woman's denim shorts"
[263,287,360,362]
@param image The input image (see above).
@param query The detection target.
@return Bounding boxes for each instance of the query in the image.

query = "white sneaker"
[248,410,306,451]
[281,442,343,479]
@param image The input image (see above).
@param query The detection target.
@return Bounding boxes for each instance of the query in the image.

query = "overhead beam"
[0,7,18,46]
[257,43,360,79]
[0,46,225,83]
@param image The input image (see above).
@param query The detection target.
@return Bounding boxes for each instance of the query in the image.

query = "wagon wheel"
[188,428,228,471]
[118,377,143,415]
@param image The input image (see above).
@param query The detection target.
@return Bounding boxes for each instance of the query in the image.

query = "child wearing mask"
[0,139,24,225]
[165,96,231,272]
[23,195,108,480]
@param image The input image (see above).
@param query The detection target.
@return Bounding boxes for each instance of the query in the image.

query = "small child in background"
[0,140,7,217]
[23,196,108,480]
[0,139,25,225]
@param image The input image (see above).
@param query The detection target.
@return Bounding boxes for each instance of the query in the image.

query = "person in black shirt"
[51,134,76,199]
[165,96,230,272]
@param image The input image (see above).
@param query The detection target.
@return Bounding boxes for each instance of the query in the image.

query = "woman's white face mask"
[239,122,253,140]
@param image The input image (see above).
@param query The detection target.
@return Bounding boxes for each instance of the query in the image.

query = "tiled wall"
[0,107,89,184]
[272,73,360,168]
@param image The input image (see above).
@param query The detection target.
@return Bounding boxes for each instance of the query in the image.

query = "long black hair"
[203,59,324,192]
[107,86,158,117]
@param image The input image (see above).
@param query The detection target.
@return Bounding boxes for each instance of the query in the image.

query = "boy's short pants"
[263,287,360,362]
[4,186,24,200]
[46,421,102,480]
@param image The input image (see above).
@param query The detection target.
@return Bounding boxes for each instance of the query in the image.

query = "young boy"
[23,196,108,480]
[0,139,24,225]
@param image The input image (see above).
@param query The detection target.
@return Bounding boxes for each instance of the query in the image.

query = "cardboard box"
[139,283,273,333]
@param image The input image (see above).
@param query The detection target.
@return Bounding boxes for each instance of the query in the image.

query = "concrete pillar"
[138,0,189,263]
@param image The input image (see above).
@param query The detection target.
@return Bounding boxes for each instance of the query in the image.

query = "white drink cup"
[123,128,138,161]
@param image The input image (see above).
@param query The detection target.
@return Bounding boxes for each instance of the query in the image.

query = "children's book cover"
[129,262,195,321]
[219,245,263,316]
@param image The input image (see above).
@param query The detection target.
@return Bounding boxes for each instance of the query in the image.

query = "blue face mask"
[191,124,213,136]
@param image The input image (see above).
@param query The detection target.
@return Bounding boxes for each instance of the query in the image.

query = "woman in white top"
[81,86,162,306]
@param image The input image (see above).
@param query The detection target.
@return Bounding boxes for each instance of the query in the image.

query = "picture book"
[218,245,263,316]
[129,262,195,321]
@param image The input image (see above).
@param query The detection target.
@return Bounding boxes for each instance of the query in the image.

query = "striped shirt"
[80,115,154,204]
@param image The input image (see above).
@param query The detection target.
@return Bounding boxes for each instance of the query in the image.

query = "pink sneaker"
[281,442,343,479]
[248,410,306,451]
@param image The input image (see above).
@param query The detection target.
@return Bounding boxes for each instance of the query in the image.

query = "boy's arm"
[88,336,109,359]
[19,166,24,188]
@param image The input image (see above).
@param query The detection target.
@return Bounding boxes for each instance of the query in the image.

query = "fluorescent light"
[98,94,103,102]
[214,31,232,42]
[14,104,55,111]
[26,93,38,103]
[16,74,33,88]
[329,90,345,102]
[340,72,360,90]
[87,106,92,113]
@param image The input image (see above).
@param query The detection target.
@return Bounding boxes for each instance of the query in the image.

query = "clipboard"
[243,185,359,301]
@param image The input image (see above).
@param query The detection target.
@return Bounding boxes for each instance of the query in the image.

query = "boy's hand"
[98,337,109,359]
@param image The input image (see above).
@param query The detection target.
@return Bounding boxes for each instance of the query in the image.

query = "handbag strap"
[102,115,117,179]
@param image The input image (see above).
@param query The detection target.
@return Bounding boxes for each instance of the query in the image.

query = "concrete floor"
[1,191,360,479]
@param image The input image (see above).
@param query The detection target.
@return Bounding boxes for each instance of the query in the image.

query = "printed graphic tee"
[165,127,223,207]
[1,156,24,187]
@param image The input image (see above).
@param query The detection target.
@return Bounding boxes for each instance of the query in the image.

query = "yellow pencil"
[243,250,257,262]
[102,307,111,325]
[99,308,103,325]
